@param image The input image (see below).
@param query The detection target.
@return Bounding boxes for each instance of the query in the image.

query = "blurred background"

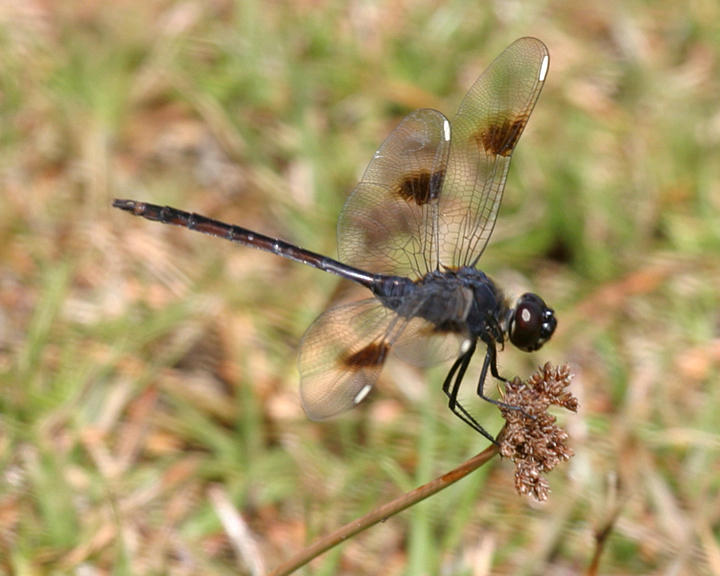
[1,1,719,574]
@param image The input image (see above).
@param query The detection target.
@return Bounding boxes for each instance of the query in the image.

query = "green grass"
[1,1,719,574]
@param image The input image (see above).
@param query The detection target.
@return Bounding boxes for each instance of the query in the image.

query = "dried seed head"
[497,362,577,501]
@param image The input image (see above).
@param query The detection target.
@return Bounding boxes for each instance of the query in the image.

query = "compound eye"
[509,293,557,352]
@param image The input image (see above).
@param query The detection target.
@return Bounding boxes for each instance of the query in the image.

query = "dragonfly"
[113,37,556,444]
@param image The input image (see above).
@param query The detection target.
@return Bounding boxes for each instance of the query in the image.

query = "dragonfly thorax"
[372,266,509,342]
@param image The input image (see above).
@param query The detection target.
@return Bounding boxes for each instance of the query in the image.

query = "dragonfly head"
[508,293,556,352]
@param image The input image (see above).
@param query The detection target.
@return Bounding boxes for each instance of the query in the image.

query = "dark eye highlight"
[509,293,557,352]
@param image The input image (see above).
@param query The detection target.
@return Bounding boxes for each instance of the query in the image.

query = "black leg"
[441,340,497,444]
[476,344,522,413]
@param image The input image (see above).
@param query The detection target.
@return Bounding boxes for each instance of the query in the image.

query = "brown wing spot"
[343,341,390,369]
[476,115,529,157]
[395,170,445,205]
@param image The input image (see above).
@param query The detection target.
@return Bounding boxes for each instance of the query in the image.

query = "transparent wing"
[337,109,451,279]
[391,315,466,367]
[298,299,407,420]
[438,36,549,268]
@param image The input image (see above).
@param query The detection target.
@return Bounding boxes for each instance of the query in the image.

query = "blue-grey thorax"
[372,266,509,342]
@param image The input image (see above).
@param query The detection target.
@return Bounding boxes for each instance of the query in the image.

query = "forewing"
[298,299,404,420]
[439,37,549,268]
[338,109,451,278]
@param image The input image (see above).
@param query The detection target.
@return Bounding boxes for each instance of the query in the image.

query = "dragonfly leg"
[476,344,523,413]
[441,340,497,444]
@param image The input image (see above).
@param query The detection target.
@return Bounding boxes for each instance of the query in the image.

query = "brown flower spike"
[497,363,577,501]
